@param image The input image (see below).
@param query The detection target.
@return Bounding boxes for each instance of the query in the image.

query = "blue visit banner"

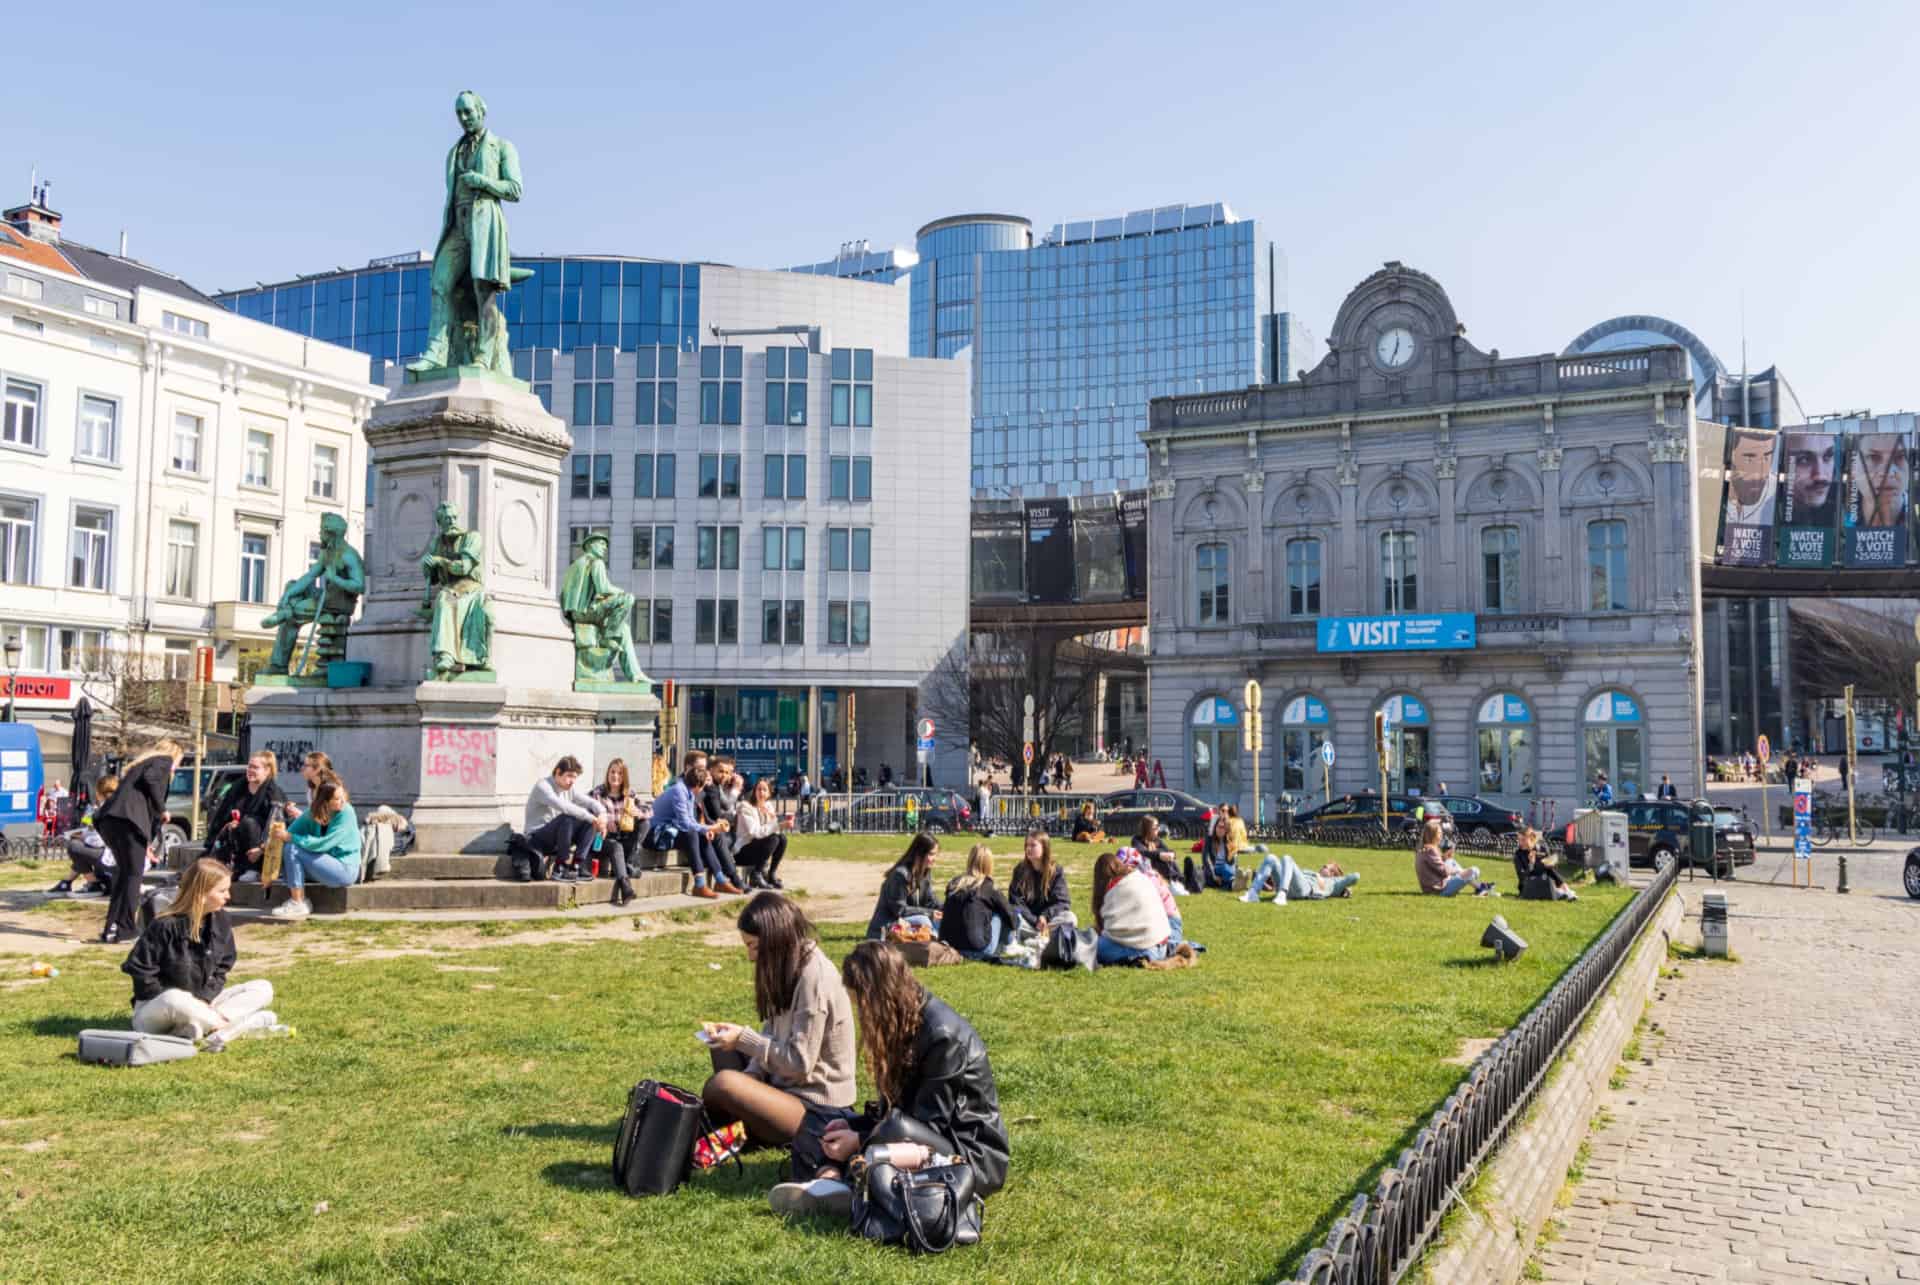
[1316,613,1478,654]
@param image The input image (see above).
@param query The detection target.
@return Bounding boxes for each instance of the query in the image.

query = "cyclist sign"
[1792,777,1812,885]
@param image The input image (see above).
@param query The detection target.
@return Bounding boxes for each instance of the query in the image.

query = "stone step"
[227,869,689,915]
[387,852,682,881]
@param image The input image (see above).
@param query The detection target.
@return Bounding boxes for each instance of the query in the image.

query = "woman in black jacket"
[772,941,1010,1220]
[123,858,277,1045]
[939,845,1019,961]
[1513,826,1578,901]
[1130,815,1181,888]
[93,739,183,945]
[1006,829,1072,930]
[864,832,942,940]
[208,751,287,882]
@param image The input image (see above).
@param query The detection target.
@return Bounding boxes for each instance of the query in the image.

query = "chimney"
[3,180,61,244]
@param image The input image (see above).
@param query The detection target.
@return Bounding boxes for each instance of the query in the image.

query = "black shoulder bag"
[848,1111,983,1253]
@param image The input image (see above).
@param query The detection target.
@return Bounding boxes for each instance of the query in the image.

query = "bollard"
[1701,891,1729,957]
[1837,852,1850,895]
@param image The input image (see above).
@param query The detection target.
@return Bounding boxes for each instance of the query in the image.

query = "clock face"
[1375,326,1415,369]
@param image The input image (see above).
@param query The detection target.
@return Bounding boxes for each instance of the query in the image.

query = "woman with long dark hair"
[1091,849,1174,966]
[93,738,184,945]
[591,757,643,906]
[863,832,942,940]
[771,941,1009,1220]
[1184,815,1240,895]
[699,893,855,1146]
[1006,828,1071,931]
[732,777,789,890]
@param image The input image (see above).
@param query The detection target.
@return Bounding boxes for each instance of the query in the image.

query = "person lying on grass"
[123,857,278,1049]
[1183,815,1240,895]
[772,941,1009,1220]
[1512,826,1578,901]
[1414,820,1494,897]
[699,893,856,1148]
[864,832,943,940]
[939,845,1020,962]
[1240,854,1359,904]
[1006,829,1073,933]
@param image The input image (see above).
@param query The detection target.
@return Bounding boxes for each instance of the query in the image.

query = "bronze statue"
[418,501,493,679]
[260,512,365,674]
[560,531,645,684]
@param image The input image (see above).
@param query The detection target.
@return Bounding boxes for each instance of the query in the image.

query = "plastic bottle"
[29,961,59,979]
[264,1023,295,1038]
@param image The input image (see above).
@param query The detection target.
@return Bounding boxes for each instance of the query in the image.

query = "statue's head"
[583,532,609,558]
[454,90,487,135]
[319,512,348,545]
[434,501,460,531]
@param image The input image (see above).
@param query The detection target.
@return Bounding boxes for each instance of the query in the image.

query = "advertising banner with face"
[1718,428,1778,566]
[1844,429,1910,567]
[1775,429,1839,568]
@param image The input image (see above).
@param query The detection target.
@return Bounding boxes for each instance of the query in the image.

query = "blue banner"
[1317,613,1477,654]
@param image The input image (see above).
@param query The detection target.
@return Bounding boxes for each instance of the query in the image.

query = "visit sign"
[1316,613,1477,654]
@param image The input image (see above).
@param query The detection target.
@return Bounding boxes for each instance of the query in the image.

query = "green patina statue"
[260,512,366,675]
[405,90,532,381]
[561,532,647,685]
[417,501,494,680]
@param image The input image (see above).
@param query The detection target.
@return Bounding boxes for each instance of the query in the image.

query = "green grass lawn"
[0,848,1630,1284]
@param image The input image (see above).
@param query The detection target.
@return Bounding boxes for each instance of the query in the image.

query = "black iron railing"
[1289,854,1679,1284]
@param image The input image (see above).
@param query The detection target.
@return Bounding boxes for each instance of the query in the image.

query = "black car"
[1291,793,1456,840]
[1905,847,1920,900]
[1435,795,1527,843]
[1624,800,1755,871]
[1097,789,1217,841]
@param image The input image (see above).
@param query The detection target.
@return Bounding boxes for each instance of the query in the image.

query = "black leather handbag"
[611,1080,704,1196]
[849,1112,983,1253]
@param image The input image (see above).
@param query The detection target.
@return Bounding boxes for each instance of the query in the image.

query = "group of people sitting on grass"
[1412,818,1578,900]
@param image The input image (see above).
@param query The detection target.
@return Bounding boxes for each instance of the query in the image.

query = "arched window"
[1278,694,1332,800]
[1475,692,1534,796]
[1377,693,1430,795]
[1582,689,1644,798]
[1195,543,1230,624]
[1188,695,1241,798]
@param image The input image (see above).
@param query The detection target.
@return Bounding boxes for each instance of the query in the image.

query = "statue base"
[244,679,657,854]
[574,678,654,695]
[404,362,530,393]
[253,673,329,689]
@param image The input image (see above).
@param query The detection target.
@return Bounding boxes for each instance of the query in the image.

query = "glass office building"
[803,203,1312,499]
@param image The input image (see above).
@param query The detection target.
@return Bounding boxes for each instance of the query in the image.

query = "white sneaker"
[769,1178,852,1218]
[1239,891,1259,903]
[1272,891,1287,906]
[269,899,311,919]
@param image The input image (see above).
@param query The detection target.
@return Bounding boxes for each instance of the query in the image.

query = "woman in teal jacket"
[270,778,360,921]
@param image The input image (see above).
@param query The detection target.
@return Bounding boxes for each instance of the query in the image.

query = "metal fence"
[1288,853,1679,1284]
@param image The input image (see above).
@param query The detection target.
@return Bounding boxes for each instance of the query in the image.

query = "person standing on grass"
[123,858,278,1048]
[700,894,856,1148]
[268,779,361,920]
[1007,829,1072,932]
[864,832,943,940]
[732,777,789,890]
[92,739,183,946]
[772,941,1008,1219]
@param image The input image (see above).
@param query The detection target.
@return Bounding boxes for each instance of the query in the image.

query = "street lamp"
[2,634,20,722]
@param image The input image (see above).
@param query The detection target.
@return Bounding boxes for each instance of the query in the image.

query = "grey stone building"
[1142,263,1703,827]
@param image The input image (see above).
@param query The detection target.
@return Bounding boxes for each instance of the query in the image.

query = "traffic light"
[1373,710,1387,761]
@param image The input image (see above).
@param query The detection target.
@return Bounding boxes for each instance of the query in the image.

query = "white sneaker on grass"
[1273,891,1287,906]
[1239,891,1259,903]
[769,1178,852,1218]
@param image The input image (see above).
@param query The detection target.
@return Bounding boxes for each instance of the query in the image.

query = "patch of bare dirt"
[1444,1036,1503,1066]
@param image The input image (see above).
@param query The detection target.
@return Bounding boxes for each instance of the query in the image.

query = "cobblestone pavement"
[1539,852,1920,1284]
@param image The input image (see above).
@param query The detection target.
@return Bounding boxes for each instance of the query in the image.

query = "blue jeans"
[284,842,357,890]
[676,829,724,885]
[1246,854,1287,897]
[1438,871,1480,897]
[1095,933,1169,966]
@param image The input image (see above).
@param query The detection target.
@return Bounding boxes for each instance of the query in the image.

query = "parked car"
[1291,793,1456,840]
[1711,807,1758,869]
[1624,800,1755,870]
[1435,795,1527,843]
[1906,847,1920,900]
[1096,789,1216,841]
[161,762,248,853]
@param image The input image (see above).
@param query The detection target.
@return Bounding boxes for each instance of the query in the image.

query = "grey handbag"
[78,1029,197,1067]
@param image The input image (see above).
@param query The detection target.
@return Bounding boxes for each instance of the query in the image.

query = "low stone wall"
[1416,886,1684,1284]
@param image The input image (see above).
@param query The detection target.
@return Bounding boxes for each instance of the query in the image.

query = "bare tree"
[1792,604,1918,714]
[78,642,196,765]
[920,624,1092,789]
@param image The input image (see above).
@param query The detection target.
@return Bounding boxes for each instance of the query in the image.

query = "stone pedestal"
[246,375,658,853]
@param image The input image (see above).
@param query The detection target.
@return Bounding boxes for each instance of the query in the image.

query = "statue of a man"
[417,501,493,679]
[260,512,366,674]
[405,90,526,377]
[561,532,644,683]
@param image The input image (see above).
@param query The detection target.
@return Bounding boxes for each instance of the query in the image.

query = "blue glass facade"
[217,256,704,373]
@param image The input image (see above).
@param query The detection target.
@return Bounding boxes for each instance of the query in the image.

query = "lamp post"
[1,635,20,723]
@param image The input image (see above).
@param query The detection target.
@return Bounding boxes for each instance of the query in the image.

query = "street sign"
[1793,778,1812,886]
[916,717,936,741]
[1023,694,1036,717]
[1320,742,1337,767]
[1022,742,1034,765]
[917,737,936,753]
[1756,734,1771,764]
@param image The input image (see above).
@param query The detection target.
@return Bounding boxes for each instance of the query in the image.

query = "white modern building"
[0,193,382,774]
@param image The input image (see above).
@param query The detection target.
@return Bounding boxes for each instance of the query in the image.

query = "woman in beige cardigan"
[699,893,856,1145]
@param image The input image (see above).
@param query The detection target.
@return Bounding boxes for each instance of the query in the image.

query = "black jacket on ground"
[95,754,173,846]
[1005,862,1071,923]
[865,864,940,939]
[855,993,1010,1198]
[122,910,236,1007]
[939,878,1017,954]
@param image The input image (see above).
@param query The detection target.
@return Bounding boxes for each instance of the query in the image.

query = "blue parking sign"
[1793,783,1812,860]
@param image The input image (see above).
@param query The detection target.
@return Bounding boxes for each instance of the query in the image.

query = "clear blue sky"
[10,1,1919,415]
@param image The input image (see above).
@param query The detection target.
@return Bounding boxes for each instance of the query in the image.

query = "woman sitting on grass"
[1090,850,1174,966]
[268,778,360,920]
[1130,815,1181,889]
[939,845,1020,962]
[864,832,943,940]
[699,893,856,1147]
[1070,802,1104,844]
[1513,826,1577,901]
[1184,815,1240,895]
[772,941,1009,1220]
[123,857,277,1048]
[1414,819,1493,897]
[1007,829,1072,932]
